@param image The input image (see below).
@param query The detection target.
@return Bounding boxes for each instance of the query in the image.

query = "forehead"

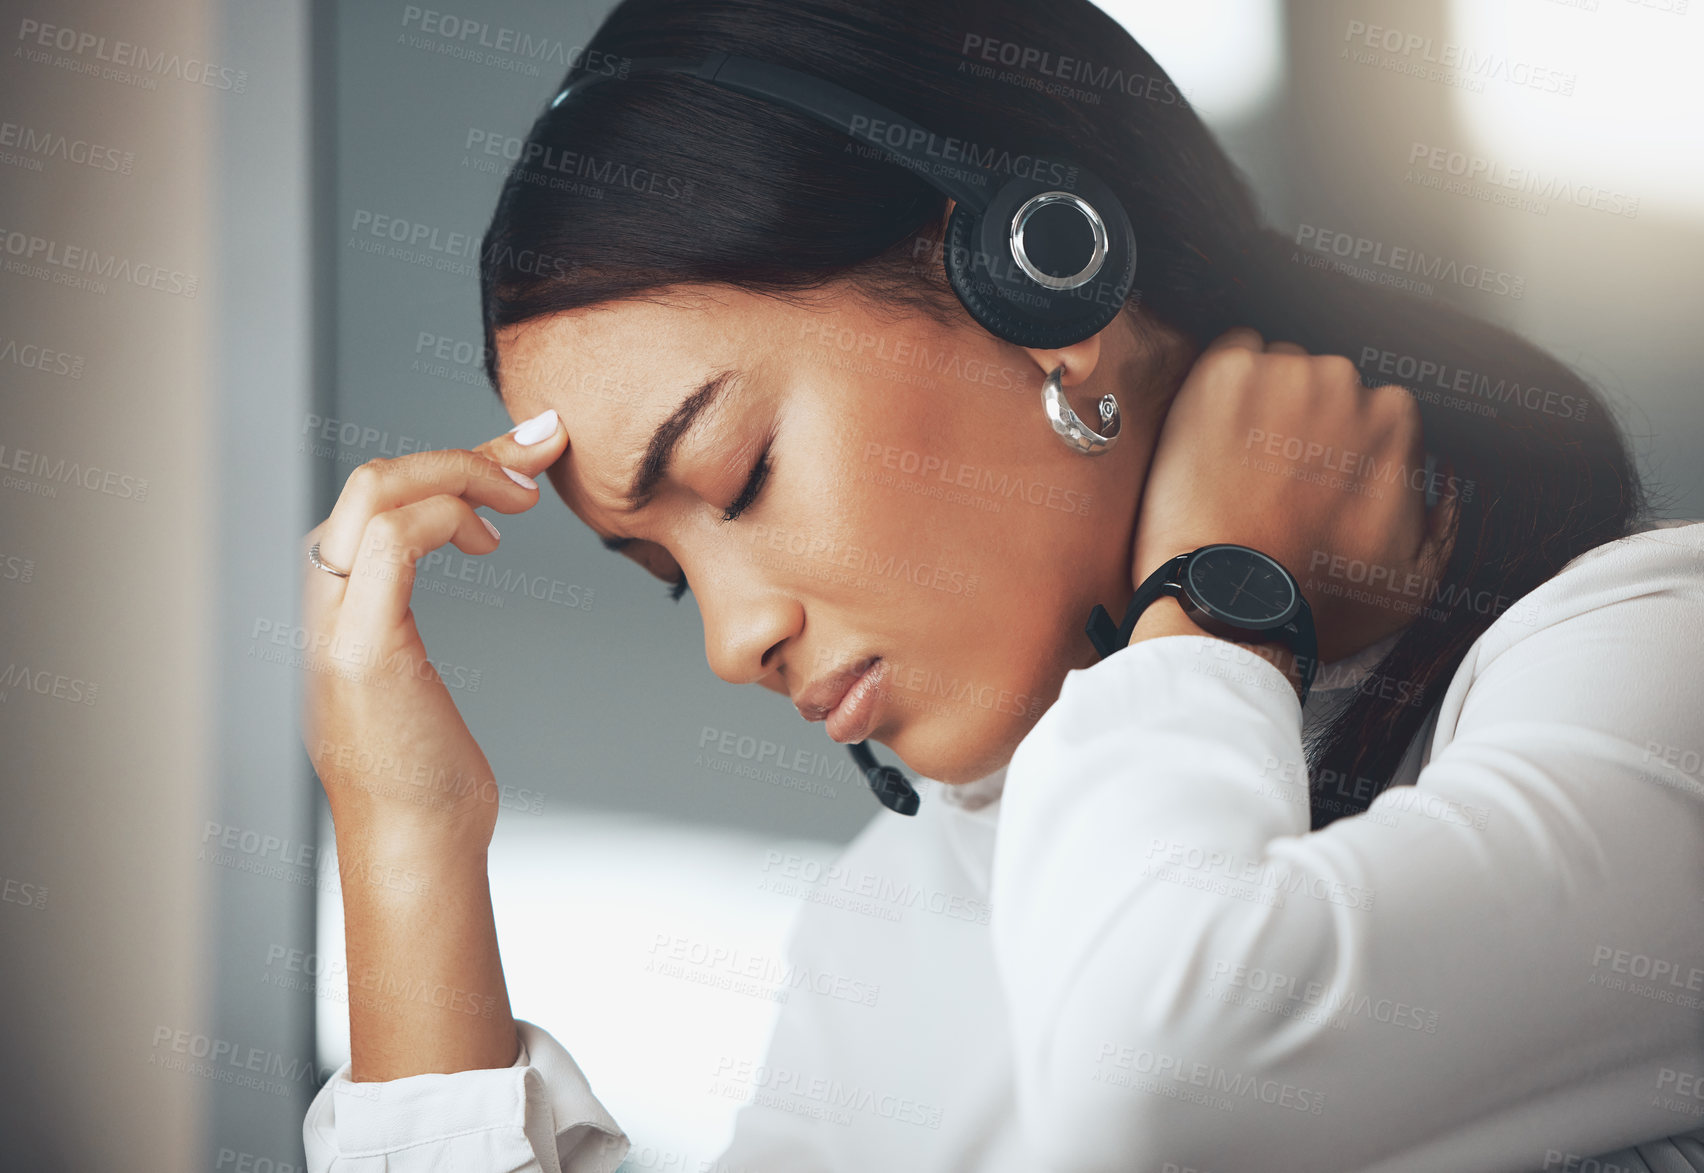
[491,287,778,524]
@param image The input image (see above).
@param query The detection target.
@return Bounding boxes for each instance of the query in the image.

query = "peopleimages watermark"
[461,128,695,201]
[14,17,248,93]
[1206,958,1441,1035]
[1356,346,1590,423]
[1,334,86,380]
[262,944,502,1018]
[1654,1067,1704,1119]
[797,317,1027,394]
[646,932,881,1008]
[0,660,98,706]
[1242,426,1475,503]
[246,617,484,694]
[0,224,198,297]
[709,1055,945,1129]
[299,411,438,462]
[1404,140,1639,220]
[1305,548,1522,625]
[1294,222,1525,300]
[311,738,546,816]
[861,440,1093,517]
[744,521,982,600]
[956,32,1191,108]
[1142,836,1377,910]
[804,646,1048,722]
[397,6,630,81]
[696,724,863,798]
[0,440,150,502]
[3,875,48,911]
[1587,944,1704,1010]
[149,1026,345,1101]
[1636,738,1704,802]
[1092,1041,1328,1115]
[0,551,35,584]
[0,118,135,176]
[416,548,595,612]
[1340,20,1578,96]
[838,112,1079,196]
[1257,755,1491,830]
[757,850,991,926]
[1541,1146,1647,1173]
[199,820,432,899]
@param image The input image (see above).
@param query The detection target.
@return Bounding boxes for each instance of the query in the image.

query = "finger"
[301,519,348,622]
[1264,340,1309,356]
[1202,327,1265,354]
[340,494,501,635]
[317,446,541,572]
[475,407,568,481]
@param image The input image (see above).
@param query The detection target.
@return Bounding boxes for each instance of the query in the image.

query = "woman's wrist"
[336,829,520,1082]
[1127,594,1305,702]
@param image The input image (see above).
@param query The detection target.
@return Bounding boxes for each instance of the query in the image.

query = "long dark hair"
[478,0,1648,829]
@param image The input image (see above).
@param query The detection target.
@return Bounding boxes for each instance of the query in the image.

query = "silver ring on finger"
[308,541,351,578]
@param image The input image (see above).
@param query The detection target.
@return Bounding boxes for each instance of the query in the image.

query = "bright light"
[316,810,841,1164]
[1448,0,1704,214]
[1094,0,1286,124]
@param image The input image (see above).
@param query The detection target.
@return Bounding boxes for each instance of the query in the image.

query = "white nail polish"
[501,466,537,490]
[479,516,501,540]
[513,408,559,446]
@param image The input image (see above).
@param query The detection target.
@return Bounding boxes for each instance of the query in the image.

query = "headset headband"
[553,51,1001,213]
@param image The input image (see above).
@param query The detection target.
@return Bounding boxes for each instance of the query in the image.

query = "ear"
[1021,331,1105,388]
[939,194,1108,387]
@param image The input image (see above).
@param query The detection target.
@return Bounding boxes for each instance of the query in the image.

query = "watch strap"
[1288,596,1319,705]
[1084,553,1187,660]
[1084,548,1321,707]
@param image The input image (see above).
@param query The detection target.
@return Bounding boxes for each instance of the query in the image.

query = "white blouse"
[304,521,1704,1173]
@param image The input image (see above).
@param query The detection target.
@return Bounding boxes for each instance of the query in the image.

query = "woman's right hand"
[298,408,569,856]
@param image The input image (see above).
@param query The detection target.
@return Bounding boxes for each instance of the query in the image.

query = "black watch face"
[1184,546,1297,627]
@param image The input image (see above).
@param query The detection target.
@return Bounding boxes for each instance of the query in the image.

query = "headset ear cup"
[944,202,1073,349]
[942,189,1134,350]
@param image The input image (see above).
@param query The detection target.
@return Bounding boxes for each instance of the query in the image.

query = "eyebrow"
[618,368,739,514]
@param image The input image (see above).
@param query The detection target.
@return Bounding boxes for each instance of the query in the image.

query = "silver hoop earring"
[1042,366,1120,455]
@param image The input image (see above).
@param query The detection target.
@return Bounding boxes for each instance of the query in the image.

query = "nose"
[696,568,803,687]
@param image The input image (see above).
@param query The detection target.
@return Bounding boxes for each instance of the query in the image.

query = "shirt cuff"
[304,1019,629,1173]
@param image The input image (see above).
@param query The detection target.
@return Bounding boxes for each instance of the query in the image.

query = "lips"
[794,654,880,722]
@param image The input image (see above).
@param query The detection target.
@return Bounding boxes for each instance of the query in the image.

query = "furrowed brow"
[621,369,738,513]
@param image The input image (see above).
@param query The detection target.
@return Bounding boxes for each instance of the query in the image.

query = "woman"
[298,0,1704,1169]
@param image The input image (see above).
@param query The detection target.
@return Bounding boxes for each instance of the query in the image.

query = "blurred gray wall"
[0,0,316,1169]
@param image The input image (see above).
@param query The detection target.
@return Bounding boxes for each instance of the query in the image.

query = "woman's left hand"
[1131,327,1459,664]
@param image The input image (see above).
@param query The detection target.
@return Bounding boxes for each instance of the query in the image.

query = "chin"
[878,712,1030,786]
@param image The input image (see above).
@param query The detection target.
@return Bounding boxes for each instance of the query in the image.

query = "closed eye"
[721,440,772,524]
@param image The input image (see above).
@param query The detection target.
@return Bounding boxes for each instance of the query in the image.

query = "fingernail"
[479,515,501,541]
[501,465,537,490]
[512,408,559,446]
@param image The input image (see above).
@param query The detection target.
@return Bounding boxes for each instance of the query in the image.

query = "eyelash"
[721,441,772,524]
[665,440,772,603]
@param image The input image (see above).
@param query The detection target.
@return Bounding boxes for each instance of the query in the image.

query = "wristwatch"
[1085,543,1319,704]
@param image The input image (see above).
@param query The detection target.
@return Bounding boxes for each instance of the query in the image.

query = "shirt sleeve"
[302,1019,629,1173]
[990,544,1704,1173]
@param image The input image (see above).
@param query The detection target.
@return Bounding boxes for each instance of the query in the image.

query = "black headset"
[552,51,1140,815]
